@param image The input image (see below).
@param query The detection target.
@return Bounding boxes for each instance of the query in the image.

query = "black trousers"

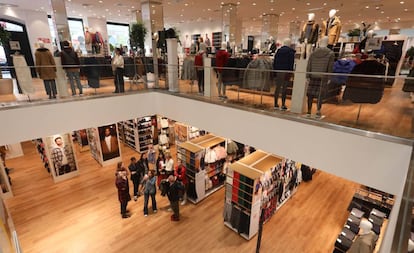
[274,72,289,107]
[197,70,204,93]
[43,79,57,97]
[114,68,125,93]
[132,178,140,196]
[120,201,128,216]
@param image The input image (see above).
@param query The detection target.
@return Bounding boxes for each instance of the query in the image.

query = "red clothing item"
[175,164,187,185]
[215,49,230,73]
[194,53,204,67]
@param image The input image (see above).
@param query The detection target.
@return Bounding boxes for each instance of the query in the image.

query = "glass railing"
[1,58,414,139]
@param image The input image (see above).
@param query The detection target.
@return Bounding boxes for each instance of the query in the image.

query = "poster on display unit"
[46,134,78,177]
[98,124,120,161]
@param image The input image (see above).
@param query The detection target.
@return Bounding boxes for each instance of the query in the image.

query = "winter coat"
[273,46,296,71]
[243,58,272,90]
[332,59,356,84]
[35,48,56,80]
[321,16,342,45]
[306,47,335,79]
[60,47,80,72]
[115,174,131,203]
[167,180,184,202]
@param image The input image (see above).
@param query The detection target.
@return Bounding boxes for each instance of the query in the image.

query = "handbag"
[402,68,414,92]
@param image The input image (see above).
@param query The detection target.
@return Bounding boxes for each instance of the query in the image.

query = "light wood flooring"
[4,140,361,253]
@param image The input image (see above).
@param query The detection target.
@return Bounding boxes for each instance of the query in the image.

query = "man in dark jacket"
[166,175,184,221]
[60,40,83,96]
[273,38,295,110]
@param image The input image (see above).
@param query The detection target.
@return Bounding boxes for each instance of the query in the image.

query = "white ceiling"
[1,0,414,35]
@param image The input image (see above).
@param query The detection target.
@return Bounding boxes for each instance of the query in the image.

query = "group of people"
[35,39,127,98]
[114,151,186,221]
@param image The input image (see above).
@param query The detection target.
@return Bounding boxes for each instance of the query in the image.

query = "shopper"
[111,47,124,93]
[156,152,166,187]
[194,44,206,95]
[215,42,230,99]
[60,40,83,96]
[138,152,149,176]
[115,162,131,219]
[166,175,184,221]
[128,157,141,201]
[35,41,57,99]
[273,38,295,111]
[147,144,156,168]
[175,160,188,205]
[141,170,157,216]
[165,153,174,177]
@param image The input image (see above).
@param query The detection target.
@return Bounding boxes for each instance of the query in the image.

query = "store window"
[47,17,85,54]
[0,21,24,69]
[107,22,130,55]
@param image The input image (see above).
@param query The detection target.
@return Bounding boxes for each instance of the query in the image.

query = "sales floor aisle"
[5,141,360,253]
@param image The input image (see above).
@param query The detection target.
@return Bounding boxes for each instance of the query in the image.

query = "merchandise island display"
[224,150,300,240]
[177,133,227,204]
[117,116,155,153]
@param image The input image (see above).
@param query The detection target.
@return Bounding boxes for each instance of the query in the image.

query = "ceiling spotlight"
[306,2,310,5]
[252,2,256,6]
[323,2,327,5]
[400,1,404,4]
[98,0,103,3]
[365,6,369,8]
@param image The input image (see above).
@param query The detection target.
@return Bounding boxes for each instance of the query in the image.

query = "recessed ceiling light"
[252,2,256,6]
[237,2,240,4]
[365,6,369,8]
[400,1,404,4]
[270,8,274,11]
[381,11,384,14]
[292,7,295,10]
[323,2,327,5]
[306,2,310,6]
[40,6,44,10]
[207,8,211,11]
[98,0,103,3]
[184,3,188,6]
[404,8,408,11]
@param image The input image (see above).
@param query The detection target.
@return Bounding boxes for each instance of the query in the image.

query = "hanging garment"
[243,58,273,91]
[204,148,217,164]
[342,60,386,104]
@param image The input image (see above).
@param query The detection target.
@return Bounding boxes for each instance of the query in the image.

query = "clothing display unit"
[173,122,203,145]
[86,127,102,165]
[118,116,154,153]
[224,150,300,240]
[177,133,226,204]
[36,133,79,182]
[74,130,89,152]
[34,138,51,173]
[158,116,170,152]
[334,188,394,253]
[212,32,223,50]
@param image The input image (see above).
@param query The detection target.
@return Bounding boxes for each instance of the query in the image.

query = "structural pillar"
[48,0,71,49]
[222,3,237,51]
[261,14,279,50]
[141,1,164,88]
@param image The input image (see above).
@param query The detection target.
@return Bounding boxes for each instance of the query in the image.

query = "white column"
[261,14,279,49]
[222,3,237,46]
[166,38,178,92]
[290,59,308,114]
[141,1,164,56]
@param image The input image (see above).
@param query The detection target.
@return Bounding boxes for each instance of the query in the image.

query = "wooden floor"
[1,75,412,138]
[4,140,361,253]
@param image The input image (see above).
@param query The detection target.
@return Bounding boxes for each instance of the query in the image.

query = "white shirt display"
[105,136,112,151]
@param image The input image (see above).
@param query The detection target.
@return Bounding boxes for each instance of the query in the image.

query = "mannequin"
[84,27,92,54]
[216,41,231,98]
[306,37,334,117]
[300,13,319,59]
[268,36,277,54]
[348,219,377,253]
[273,38,295,110]
[322,9,342,49]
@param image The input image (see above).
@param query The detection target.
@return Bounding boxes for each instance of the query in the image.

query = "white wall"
[0,92,411,252]
[174,20,221,45]
[0,9,52,59]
